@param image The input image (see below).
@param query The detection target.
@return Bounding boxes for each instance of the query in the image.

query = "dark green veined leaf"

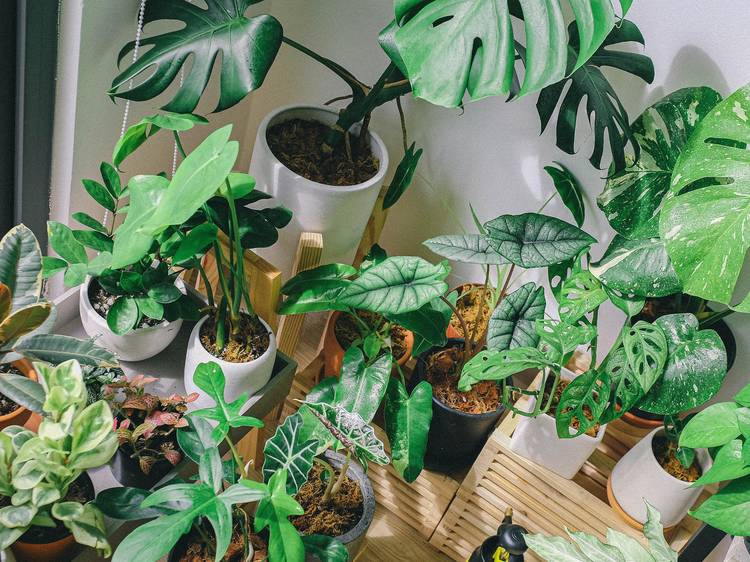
[277,279,351,315]
[548,257,574,301]
[537,20,654,172]
[457,347,554,392]
[147,283,182,304]
[262,413,318,495]
[176,415,217,463]
[384,378,432,483]
[0,225,43,310]
[82,179,116,212]
[638,314,727,415]
[600,347,643,424]
[73,230,113,253]
[135,297,164,321]
[42,257,66,278]
[360,244,388,274]
[544,162,585,227]
[387,300,449,349]
[591,235,681,298]
[107,297,138,336]
[281,264,357,296]
[484,213,595,268]
[334,347,391,424]
[47,221,87,264]
[338,257,449,315]
[557,269,608,323]
[487,282,545,352]
[694,440,750,486]
[383,0,633,107]
[119,271,143,293]
[661,83,750,311]
[423,234,507,265]
[14,334,118,367]
[100,161,122,198]
[383,142,422,210]
[110,0,282,113]
[689,478,750,536]
[301,535,349,562]
[0,373,45,412]
[679,402,741,449]
[622,321,668,394]
[598,87,722,238]
[204,197,287,250]
[72,212,108,234]
[555,369,610,438]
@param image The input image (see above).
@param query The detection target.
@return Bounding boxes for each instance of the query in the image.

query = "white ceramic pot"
[183,315,277,410]
[610,427,711,527]
[249,104,389,279]
[79,277,184,362]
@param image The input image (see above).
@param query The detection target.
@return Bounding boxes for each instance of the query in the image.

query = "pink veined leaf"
[139,455,156,475]
[131,374,158,388]
[147,410,182,426]
[174,417,189,428]
[161,444,182,466]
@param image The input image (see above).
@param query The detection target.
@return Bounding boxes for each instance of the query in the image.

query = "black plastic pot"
[411,340,508,473]
[110,447,172,489]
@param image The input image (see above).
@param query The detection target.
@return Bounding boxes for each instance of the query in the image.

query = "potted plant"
[524,501,679,561]
[105,123,291,410]
[105,374,198,488]
[0,360,117,562]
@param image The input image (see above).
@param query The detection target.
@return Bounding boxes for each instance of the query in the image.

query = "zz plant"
[0,360,117,556]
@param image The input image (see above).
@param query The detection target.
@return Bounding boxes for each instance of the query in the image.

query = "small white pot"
[79,277,184,362]
[610,427,711,527]
[183,315,277,410]
[249,104,389,279]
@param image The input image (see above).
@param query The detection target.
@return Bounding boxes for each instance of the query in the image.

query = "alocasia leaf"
[555,369,610,438]
[622,321,668,394]
[637,314,727,415]
[544,162,586,227]
[384,378,432,483]
[598,87,722,238]
[485,213,595,268]
[110,0,282,113]
[262,413,318,496]
[487,282,545,352]
[334,347,391,424]
[423,234,508,265]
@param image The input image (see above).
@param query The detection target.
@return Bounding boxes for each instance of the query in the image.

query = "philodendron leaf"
[487,282,545,352]
[338,256,449,315]
[383,142,423,210]
[661,82,750,311]
[0,373,45,412]
[255,471,304,562]
[485,213,595,268]
[605,528,654,562]
[408,293,455,357]
[557,269,608,323]
[262,413,318,496]
[638,314,727,415]
[384,378,432,483]
[567,529,625,562]
[176,415,216,463]
[304,402,389,467]
[334,347,391,424]
[679,402,741,449]
[14,334,118,367]
[95,487,181,521]
[591,235,681,299]
[544,163,586,227]
[622,321,668,394]
[281,263,357,296]
[423,234,508,265]
[458,347,554,392]
[598,87,722,238]
[0,224,43,310]
[110,0,282,113]
[689,477,750,537]
[555,369,610,439]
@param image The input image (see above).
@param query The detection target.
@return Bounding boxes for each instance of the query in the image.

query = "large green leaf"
[544,163,586,227]
[485,213,595,268]
[95,487,180,521]
[556,369,610,438]
[384,378,432,483]
[110,0,282,113]
[334,347,391,424]
[689,477,750,536]
[622,321,668,394]
[638,314,727,415]
[679,402,742,449]
[338,256,449,315]
[537,20,654,172]
[301,535,349,562]
[14,334,118,367]
[487,282,545,352]
[567,530,625,562]
[661,82,750,311]
[694,440,750,486]
[405,293,455,357]
[383,0,633,107]
[0,225,42,310]
[598,87,722,238]
[262,413,318,496]
[643,502,678,562]
[281,264,357,296]
[591,235,681,298]
[536,318,596,365]
[423,234,508,265]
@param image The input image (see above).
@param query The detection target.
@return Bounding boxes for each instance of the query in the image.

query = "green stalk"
[315,458,337,503]
[225,434,248,480]
[328,450,352,501]
[212,240,237,334]
[224,179,254,319]
[590,306,600,367]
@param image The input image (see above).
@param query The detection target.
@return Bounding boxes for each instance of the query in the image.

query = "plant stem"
[440,295,471,364]
[590,307,599,367]
[173,130,187,159]
[699,307,734,328]
[194,522,215,556]
[281,37,369,95]
[316,458,337,503]
[396,96,408,152]
[537,192,557,213]
[224,179,254,317]
[225,434,248,480]
[213,240,237,338]
[329,450,352,501]
[194,260,215,308]
[499,264,516,299]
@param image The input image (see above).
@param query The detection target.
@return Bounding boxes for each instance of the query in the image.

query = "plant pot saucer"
[606,473,677,537]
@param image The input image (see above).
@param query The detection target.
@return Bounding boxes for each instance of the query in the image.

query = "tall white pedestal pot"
[609,427,711,527]
[249,105,389,279]
[79,277,184,361]
[183,315,277,410]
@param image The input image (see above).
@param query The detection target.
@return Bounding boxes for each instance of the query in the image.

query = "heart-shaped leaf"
[622,321,668,394]
[423,234,507,265]
[679,402,741,449]
[689,478,750,538]
[262,413,318,496]
[487,282,545,352]
[334,346,391,424]
[384,378,432,483]
[556,369,610,438]
[694,440,750,486]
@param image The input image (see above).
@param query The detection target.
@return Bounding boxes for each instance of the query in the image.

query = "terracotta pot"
[446,283,489,339]
[620,409,664,430]
[322,311,413,377]
[0,360,41,432]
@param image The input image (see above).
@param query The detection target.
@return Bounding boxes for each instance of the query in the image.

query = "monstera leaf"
[384,378,432,483]
[110,0,282,113]
[536,319,597,365]
[537,20,654,172]
[622,321,668,394]
[556,369,610,438]
[600,347,643,424]
[557,269,607,322]
[0,225,42,311]
[661,82,750,311]
[381,0,633,107]
[598,87,722,238]
[485,213,595,268]
[591,235,681,298]
[637,314,727,415]
[262,413,318,496]
[423,234,507,265]
[304,402,389,467]
[487,282,545,352]
[458,347,554,392]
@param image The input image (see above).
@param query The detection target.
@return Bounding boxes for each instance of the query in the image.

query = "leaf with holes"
[457,347,554,392]
[536,319,597,365]
[598,87,722,238]
[262,413,318,496]
[555,369,610,438]
[638,314,727,415]
[544,162,586,227]
[600,347,644,424]
[605,285,645,318]
[423,234,507,265]
[557,269,608,322]
[485,213,595,268]
[487,282,545,352]
[623,321,668,394]
[591,235,681,298]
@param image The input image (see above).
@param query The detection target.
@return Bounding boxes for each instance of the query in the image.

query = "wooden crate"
[429,377,711,562]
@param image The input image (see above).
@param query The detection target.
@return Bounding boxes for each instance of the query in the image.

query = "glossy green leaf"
[110,0,282,113]
[281,264,357,296]
[72,212,108,234]
[176,415,216,463]
[544,162,586,227]
[383,142,423,210]
[73,230,113,253]
[458,347,554,392]
[135,297,164,321]
[384,378,432,483]
[262,412,318,496]
[690,478,750,537]
[147,283,182,304]
[335,347,391,424]
[423,233,508,265]
[622,321,668,394]
[604,286,645,318]
[255,471,304,562]
[408,293,455,357]
[0,225,42,310]
[82,179,115,212]
[557,269,608,322]
[556,369,610,438]
[485,213,595,268]
[487,282,545,352]
[47,221,87,265]
[735,382,750,408]
[173,223,218,264]
[600,347,643,424]
[41,256,67,278]
[598,87,722,238]
[536,319,597,365]
[107,297,138,336]
[278,280,351,315]
[0,373,45,412]
[638,314,727,416]
[95,486,179,521]
[679,402,741,448]
[694,440,750,486]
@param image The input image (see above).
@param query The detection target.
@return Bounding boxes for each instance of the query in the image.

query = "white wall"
[51,0,750,400]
